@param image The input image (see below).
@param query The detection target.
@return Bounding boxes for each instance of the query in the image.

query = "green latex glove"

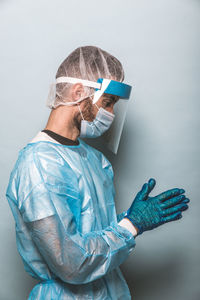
[126,178,189,235]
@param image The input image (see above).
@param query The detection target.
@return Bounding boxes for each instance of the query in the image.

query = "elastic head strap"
[56,77,101,89]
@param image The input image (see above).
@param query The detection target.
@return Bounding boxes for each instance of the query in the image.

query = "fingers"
[162,211,182,223]
[161,203,189,217]
[148,178,156,192]
[156,188,185,202]
[160,195,190,209]
[139,178,156,200]
[182,199,190,204]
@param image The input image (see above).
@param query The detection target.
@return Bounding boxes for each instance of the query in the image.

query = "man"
[6,46,189,299]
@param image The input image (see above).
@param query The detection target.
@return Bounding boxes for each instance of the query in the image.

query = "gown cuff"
[118,218,138,237]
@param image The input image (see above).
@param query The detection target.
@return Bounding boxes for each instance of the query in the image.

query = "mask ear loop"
[94,103,100,110]
[78,105,85,120]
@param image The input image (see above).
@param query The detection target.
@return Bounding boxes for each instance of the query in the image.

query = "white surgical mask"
[79,104,115,138]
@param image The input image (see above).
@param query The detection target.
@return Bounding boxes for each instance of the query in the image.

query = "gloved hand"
[126,178,189,235]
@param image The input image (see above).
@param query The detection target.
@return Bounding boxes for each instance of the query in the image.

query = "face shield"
[47,76,132,154]
[93,78,132,154]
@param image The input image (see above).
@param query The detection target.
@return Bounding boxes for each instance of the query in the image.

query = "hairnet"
[47,46,124,108]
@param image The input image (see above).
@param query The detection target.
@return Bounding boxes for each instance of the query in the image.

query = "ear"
[71,83,84,101]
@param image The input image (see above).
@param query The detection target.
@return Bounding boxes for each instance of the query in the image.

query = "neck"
[45,106,80,141]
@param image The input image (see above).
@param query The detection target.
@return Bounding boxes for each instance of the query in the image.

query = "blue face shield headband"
[93,78,132,103]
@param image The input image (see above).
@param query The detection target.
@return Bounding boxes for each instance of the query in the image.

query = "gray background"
[0,0,199,299]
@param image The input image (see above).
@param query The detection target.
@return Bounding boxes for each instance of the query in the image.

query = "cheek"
[82,100,95,121]
[84,100,93,113]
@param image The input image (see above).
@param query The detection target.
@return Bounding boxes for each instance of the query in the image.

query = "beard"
[82,98,95,121]
[73,98,95,131]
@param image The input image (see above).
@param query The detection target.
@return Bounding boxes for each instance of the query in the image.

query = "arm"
[27,213,135,285]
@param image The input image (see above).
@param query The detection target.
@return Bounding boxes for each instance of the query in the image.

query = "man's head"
[47,46,124,116]
[46,46,129,143]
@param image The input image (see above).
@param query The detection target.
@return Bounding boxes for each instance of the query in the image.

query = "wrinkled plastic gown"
[6,139,135,299]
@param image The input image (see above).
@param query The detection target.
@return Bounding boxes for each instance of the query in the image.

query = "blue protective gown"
[6,137,136,299]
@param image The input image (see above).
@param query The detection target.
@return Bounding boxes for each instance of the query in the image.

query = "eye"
[102,99,112,107]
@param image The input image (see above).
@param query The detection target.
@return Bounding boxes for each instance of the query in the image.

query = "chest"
[63,150,116,232]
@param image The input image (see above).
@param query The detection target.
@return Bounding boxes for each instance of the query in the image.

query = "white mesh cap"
[46,46,125,109]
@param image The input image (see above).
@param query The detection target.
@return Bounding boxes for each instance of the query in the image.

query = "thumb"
[148,178,156,193]
[140,178,156,200]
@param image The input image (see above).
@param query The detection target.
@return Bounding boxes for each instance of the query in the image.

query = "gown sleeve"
[27,214,135,284]
[17,145,136,284]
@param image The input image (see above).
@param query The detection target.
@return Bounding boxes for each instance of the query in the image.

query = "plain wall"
[0,0,199,299]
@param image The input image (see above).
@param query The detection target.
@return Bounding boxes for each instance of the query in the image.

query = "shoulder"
[9,141,73,186]
[18,141,66,167]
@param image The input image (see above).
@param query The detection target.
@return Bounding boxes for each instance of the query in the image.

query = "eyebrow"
[103,95,119,103]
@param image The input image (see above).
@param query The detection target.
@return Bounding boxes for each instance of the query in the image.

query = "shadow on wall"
[121,248,199,300]
[125,258,177,297]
